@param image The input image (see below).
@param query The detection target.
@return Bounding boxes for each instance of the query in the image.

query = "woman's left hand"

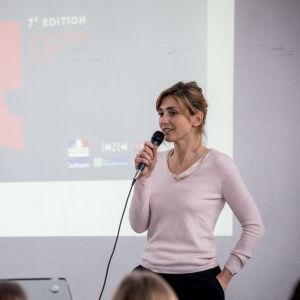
[216,268,233,293]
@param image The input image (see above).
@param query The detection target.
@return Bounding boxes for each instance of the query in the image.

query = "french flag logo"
[68,138,89,168]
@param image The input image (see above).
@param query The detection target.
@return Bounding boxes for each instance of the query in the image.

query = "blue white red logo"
[68,138,89,168]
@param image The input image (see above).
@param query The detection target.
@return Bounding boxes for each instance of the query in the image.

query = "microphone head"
[151,131,165,147]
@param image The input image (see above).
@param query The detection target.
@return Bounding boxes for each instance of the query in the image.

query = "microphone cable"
[98,178,137,300]
[98,131,164,299]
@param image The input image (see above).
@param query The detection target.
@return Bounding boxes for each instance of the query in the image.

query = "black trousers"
[134,265,225,300]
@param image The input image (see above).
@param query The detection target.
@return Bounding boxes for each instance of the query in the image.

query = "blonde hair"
[156,81,208,136]
[112,271,178,300]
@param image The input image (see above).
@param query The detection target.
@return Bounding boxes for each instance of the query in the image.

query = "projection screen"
[0,0,234,236]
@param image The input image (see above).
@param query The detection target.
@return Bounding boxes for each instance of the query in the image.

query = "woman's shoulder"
[209,148,237,172]
[210,148,232,161]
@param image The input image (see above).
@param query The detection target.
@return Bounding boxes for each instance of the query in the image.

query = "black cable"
[98,179,136,300]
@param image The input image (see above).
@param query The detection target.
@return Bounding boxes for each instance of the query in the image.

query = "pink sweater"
[129,149,265,275]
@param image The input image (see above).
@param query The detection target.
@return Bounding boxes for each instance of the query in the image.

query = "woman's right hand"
[134,141,158,179]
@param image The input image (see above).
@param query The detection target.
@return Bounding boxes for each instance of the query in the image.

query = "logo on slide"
[67,138,89,168]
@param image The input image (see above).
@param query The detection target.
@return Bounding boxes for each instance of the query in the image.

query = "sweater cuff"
[224,254,244,275]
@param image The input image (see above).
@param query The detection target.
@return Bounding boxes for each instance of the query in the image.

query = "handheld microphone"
[133,131,165,182]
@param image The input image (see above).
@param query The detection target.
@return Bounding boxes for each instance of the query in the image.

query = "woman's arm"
[129,178,152,233]
[129,142,158,233]
[221,159,265,275]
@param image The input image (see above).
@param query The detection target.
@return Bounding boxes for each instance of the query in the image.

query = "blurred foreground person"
[112,271,178,300]
[289,279,300,300]
[0,282,27,300]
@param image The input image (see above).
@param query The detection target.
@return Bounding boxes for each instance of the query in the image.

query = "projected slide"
[0,0,234,236]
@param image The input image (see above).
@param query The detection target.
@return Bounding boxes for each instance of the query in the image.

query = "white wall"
[0,0,299,299]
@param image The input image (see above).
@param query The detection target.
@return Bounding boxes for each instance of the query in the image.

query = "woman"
[129,81,265,300]
[112,271,178,300]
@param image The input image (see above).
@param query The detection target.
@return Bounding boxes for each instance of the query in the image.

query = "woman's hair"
[156,81,208,137]
[112,271,178,300]
[0,282,27,300]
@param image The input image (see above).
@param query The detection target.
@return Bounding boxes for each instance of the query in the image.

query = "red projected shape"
[0,21,24,150]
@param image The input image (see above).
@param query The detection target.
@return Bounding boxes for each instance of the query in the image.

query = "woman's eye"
[158,112,164,117]
[169,111,178,116]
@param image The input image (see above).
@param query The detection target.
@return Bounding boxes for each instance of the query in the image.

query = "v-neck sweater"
[129,149,265,275]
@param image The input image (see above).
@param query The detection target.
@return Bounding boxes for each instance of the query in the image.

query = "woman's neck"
[172,136,205,164]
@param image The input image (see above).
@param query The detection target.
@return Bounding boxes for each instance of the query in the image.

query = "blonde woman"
[112,271,178,300]
[130,81,265,300]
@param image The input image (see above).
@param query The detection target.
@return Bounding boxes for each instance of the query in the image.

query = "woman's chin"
[164,136,174,143]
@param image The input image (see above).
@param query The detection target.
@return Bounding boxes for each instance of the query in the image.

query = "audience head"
[0,281,27,300]
[112,271,178,300]
[290,279,300,300]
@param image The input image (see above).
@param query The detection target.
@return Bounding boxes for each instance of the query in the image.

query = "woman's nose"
[159,114,169,125]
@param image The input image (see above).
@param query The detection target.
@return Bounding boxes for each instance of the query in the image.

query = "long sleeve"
[129,178,152,233]
[130,150,264,274]
[222,160,265,274]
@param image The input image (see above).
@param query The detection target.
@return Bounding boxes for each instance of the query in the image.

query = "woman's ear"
[192,111,203,127]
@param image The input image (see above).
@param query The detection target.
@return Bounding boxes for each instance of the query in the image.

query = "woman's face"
[158,95,197,143]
